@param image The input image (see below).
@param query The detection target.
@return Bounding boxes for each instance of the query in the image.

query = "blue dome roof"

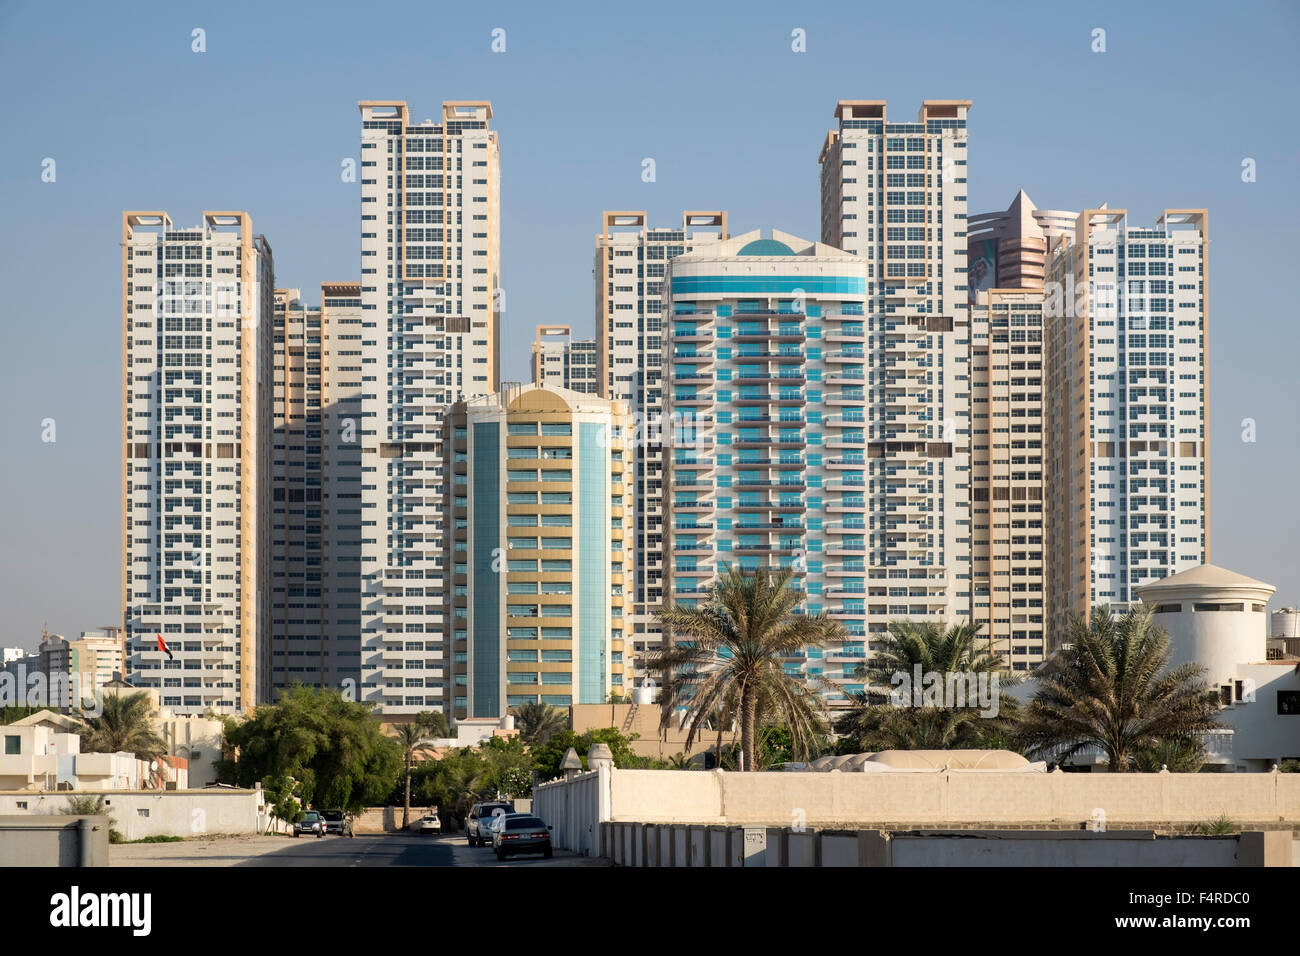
[738,238,795,256]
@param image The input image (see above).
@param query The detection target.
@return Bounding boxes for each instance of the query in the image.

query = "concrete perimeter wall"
[0,790,263,842]
[599,822,1292,867]
[605,768,1300,828]
[534,767,607,858]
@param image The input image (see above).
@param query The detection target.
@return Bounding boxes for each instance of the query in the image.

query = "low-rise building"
[0,723,139,791]
[1135,564,1300,772]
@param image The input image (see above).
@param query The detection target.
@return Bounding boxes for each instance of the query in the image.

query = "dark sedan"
[493,814,553,861]
[292,811,325,838]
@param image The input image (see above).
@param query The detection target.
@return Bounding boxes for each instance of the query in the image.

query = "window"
[3,736,19,755]
[1278,691,1300,716]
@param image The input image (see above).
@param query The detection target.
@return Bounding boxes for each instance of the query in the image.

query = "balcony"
[671,371,714,385]
[733,543,802,555]
[825,542,867,556]
[822,350,866,364]
[735,370,807,384]
[731,478,807,491]
[733,327,806,343]
[824,392,865,406]
[733,436,804,449]
[732,457,804,467]
[733,391,806,406]
[672,392,714,407]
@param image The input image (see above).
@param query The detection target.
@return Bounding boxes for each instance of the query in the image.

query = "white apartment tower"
[594,210,727,681]
[531,325,598,394]
[817,100,973,646]
[121,211,275,714]
[1043,209,1210,648]
[357,100,501,715]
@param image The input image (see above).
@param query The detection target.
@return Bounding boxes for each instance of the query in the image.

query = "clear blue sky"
[2,0,1297,649]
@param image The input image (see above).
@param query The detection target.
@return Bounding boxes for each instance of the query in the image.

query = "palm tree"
[1131,737,1207,773]
[834,620,1017,751]
[392,712,440,830]
[511,701,567,747]
[647,565,840,772]
[79,691,166,762]
[1014,605,1223,772]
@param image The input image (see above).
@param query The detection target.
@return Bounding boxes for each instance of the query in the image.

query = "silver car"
[466,801,514,846]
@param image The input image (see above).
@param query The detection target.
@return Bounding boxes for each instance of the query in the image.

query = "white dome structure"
[1134,564,1275,687]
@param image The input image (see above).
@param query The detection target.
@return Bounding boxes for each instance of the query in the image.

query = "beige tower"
[443,385,632,720]
[970,289,1046,670]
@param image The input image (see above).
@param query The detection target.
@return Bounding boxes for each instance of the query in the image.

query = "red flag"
[157,633,174,660]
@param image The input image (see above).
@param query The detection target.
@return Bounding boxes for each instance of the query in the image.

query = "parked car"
[466,801,515,846]
[292,810,325,838]
[492,813,553,861]
[320,809,354,837]
[415,814,441,835]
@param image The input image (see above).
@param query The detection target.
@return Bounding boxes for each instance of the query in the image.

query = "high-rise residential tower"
[817,100,973,649]
[965,192,1076,668]
[969,289,1046,670]
[662,229,880,710]
[1043,209,1209,649]
[531,325,598,394]
[121,211,275,714]
[593,210,727,683]
[270,284,364,699]
[357,100,501,715]
[443,384,632,722]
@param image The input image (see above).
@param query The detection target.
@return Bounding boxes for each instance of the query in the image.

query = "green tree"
[834,620,1018,751]
[479,735,535,797]
[1131,736,1207,773]
[531,727,645,779]
[392,713,441,830]
[64,794,122,843]
[262,773,304,833]
[78,691,167,762]
[0,705,39,725]
[220,686,402,812]
[510,701,567,747]
[1014,605,1223,772]
[648,565,838,772]
[413,747,490,829]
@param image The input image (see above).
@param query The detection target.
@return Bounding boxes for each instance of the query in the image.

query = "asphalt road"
[237,832,607,867]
